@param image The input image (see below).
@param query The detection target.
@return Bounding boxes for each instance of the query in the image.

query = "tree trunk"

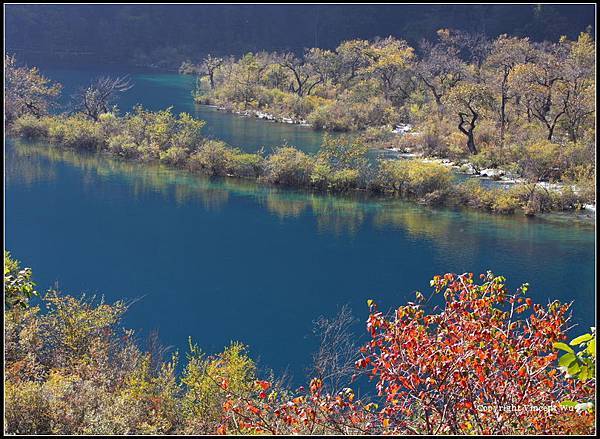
[467,132,478,155]
[499,69,509,147]
[458,111,479,155]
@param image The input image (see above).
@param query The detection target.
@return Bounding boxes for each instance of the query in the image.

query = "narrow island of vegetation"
[4,252,596,434]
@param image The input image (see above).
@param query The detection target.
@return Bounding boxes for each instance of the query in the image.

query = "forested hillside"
[5,4,595,69]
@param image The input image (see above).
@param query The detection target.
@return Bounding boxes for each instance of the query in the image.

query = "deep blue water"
[4,68,596,382]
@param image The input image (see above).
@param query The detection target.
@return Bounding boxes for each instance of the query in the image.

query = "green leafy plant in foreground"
[4,251,38,309]
[555,328,596,412]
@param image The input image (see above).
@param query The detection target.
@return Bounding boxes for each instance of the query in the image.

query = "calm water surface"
[5,67,596,382]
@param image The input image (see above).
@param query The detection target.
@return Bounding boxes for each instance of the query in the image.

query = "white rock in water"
[392,123,413,134]
[536,181,564,192]
[480,168,505,178]
[583,204,596,212]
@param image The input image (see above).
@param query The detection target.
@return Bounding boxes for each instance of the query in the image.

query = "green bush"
[378,159,454,197]
[160,146,190,166]
[469,148,502,173]
[308,94,396,132]
[308,102,355,131]
[560,142,596,174]
[564,164,596,205]
[181,342,257,429]
[310,162,361,192]
[262,146,314,186]
[107,133,143,159]
[48,115,105,150]
[491,191,521,214]
[519,140,562,182]
[454,179,523,213]
[230,152,264,178]
[11,115,50,138]
[508,184,557,215]
[12,114,105,150]
[4,251,38,309]
[454,179,496,210]
[188,140,236,176]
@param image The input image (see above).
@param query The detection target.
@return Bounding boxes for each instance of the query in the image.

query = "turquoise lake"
[5,67,596,382]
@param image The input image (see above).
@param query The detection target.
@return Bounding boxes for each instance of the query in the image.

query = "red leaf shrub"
[219,272,595,435]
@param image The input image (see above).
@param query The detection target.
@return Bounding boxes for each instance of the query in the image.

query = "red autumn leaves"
[217,272,595,435]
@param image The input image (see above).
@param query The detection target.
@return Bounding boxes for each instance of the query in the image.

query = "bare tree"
[309,304,361,393]
[418,39,467,117]
[146,329,175,373]
[515,42,568,141]
[441,29,492,71]
[485,35,533,146]
[446,82,495,155]
[73,75,133,121]
[278,52,322,97]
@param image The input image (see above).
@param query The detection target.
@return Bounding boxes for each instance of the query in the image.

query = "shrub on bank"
[188,140,236,176]
[187,142,264,179]
[47,115,106,150]
[378,159,454,198]
[491,191,522,214]
[262,146,315,186]
[518,140,563,182]
[107,133,143,159]
[560,142,596,175]
[454,179,496,211]
[10,114,51,139]
[160,146,190,166]
[454,180,522,214]
[230,152,265,178]
[311,162,361,192]
[181,341,258,431]
[308,95,396,132]
[11,108,206,159]
[468,148,505,174]
[564,164,596,205]
[11,114,105,150]
[456,181,583,216]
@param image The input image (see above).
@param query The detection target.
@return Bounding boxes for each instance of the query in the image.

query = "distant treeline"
[5,4,595,69]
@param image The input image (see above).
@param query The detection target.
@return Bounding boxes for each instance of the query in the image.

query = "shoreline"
[203,104,312,127]
[200,103,596,215]
[8,131,595,226]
